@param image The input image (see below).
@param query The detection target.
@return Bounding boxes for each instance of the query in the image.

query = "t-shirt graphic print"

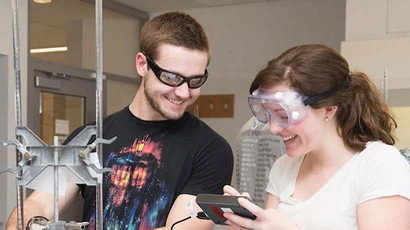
[86,134,173,229]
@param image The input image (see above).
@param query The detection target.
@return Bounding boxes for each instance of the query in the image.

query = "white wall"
[343,0,410,88]
[346,0,410,41]
[0,0,28,228]
[151,0,346,188]
[341,37,410,89]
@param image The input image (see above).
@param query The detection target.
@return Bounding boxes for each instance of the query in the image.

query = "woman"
[223,44,410,230]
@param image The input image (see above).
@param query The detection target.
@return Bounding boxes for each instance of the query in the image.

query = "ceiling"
[110,0,278,13]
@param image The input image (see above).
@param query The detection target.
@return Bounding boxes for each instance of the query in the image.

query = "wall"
[346,0,410,41]
[151,0,346,188]
[343,0,410,88]
[106,79,138,115]
[341,37,410,89]
[81,17,140,115]
[0,55,8,228]
[391,107,410,150]
[81,17,140,78]
[0,0,28,228]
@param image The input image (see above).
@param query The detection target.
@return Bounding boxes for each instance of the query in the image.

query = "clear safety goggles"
[248,80,348,128]
[248,88,310,128]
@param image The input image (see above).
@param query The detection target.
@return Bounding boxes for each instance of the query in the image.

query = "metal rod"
[95,0,104,229]
[53,147,59,222]
[10,0,24,229]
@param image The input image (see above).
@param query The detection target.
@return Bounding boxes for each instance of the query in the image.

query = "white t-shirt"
[266,141,410,230]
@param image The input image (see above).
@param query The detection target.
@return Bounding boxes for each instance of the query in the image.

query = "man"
[6,11,233,230]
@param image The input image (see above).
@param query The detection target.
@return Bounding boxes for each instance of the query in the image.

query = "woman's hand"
[224,185,243,197]
[223,185,249,197]
[222,196,300,230]
[220,185,251,230]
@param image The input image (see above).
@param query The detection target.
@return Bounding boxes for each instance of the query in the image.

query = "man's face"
[141,44,208,120]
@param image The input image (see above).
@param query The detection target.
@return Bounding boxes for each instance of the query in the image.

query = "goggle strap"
[303,77,349,106]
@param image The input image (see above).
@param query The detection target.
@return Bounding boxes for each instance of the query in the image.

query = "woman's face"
[264,84,328,158]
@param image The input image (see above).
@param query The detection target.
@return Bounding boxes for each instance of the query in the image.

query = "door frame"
[27,58,108,138]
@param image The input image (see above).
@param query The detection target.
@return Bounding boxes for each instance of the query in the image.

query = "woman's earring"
[325,117,329,122]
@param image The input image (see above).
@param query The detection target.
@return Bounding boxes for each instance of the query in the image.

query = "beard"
[143,79,187,120]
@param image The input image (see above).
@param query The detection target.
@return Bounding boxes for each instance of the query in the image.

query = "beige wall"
[81,17,140,78]
[346,0,410,41]
[391,107,410,150]
[107,79,138,115]
[341,37,410,90]
[81,17,141,115]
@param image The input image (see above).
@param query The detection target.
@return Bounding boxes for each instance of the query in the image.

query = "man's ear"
[136,52,148,78]
[324,106,338,119]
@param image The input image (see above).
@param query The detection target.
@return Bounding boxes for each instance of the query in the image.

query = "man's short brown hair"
[140,11,210,63]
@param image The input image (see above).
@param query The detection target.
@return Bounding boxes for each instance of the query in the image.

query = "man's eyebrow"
[164,69,206,78]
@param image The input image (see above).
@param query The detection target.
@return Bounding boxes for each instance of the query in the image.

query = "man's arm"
[154,133,233,230]
[154,194,214,230]
[6,182,80,230]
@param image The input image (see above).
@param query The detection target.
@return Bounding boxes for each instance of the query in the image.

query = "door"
[27,59,107,223]
[33,69,95,145]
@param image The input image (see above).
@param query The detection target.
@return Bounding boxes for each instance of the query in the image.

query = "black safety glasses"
[142,52,208,89]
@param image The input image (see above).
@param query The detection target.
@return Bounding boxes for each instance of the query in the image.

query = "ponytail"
[337,72,397,152]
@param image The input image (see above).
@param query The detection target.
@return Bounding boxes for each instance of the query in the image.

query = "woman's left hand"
[223,197,299,230]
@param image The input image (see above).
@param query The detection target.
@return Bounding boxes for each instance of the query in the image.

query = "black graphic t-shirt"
[64,106,233,229]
